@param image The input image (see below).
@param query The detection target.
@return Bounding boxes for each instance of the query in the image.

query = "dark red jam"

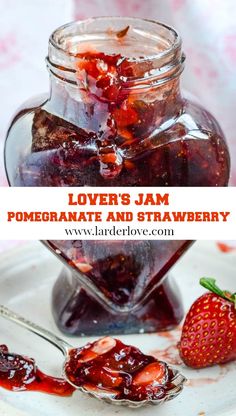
[50,239,191,335]
[0,344,74,396]
[6,36,230,186]
[65,337,174,401]
[49,240,190,307]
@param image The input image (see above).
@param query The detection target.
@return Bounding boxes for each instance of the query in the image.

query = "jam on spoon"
[0,306,186,406]
[65,336,176,401]
[0,344,74,396]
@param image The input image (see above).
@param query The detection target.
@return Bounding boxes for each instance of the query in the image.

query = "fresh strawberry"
[179,277,236,368]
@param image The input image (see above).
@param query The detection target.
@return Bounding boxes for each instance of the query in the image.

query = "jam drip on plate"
[65,337,174,401]
[0,344,74,396]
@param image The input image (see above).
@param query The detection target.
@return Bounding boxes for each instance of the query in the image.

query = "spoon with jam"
[0,305,186,407]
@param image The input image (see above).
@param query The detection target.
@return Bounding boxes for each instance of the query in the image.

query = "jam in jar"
[5,18,230,335]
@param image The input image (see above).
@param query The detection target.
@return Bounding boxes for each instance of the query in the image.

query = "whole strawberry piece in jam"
[179,278,236,368]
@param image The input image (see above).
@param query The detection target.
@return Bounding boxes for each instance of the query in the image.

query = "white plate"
[0,241,235,416]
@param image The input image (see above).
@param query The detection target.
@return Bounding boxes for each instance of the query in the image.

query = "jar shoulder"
[5,94,230,187]
[179,96,225,139]
[7,95,226,145]
[7,94,49,129]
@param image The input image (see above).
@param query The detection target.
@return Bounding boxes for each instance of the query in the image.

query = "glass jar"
[5,18,230,335]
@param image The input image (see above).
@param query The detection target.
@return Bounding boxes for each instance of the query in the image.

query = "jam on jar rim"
[46,17,185,89]
[43,16,187,180]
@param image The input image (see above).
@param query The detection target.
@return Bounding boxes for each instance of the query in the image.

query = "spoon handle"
[0,305,71,356]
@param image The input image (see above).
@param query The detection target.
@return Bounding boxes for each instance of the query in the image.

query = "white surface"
[0,241,235,416]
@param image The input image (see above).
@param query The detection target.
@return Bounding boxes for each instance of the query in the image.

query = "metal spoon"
[0,305,186,408]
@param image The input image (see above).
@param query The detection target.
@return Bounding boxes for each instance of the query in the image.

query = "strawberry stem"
[200,277,236,308]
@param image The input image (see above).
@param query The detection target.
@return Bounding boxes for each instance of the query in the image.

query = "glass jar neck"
[47,75,182,131]
[46,17,184,132]
[47,17,184,84]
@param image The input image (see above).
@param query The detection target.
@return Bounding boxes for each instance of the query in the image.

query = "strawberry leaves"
[200,277,236,308]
